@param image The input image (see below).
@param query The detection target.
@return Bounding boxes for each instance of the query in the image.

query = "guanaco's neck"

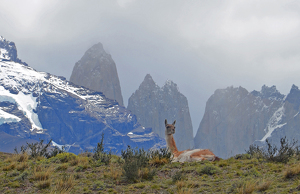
[165,133,179,154]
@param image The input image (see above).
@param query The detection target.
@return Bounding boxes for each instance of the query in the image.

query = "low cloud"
[1,1,300,134]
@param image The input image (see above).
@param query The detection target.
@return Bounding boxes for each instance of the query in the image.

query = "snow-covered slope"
[0,36,165,154]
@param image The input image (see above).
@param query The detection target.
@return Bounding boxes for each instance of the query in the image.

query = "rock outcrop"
[128,74,194,150]
[194,85,300,159]
[70,43,124,106]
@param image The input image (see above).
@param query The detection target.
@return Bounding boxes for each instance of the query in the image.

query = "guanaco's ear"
[172,120,176,126]
[165,119,168,126]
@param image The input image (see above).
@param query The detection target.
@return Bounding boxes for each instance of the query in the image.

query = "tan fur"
[164,119,219,163]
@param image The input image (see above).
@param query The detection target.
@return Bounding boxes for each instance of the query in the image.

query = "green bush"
[93,133,111,165]
[234,154,252,160]
[149,147,172,161]
[50,153,76,163]
[172,170,184,183]
[199,164,220,175]
[246,137,299,163]
[121,146,155,182]
[14,139,65,159]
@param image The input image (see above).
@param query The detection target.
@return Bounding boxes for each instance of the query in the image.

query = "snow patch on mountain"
[0,86,42,131]
[0,108,21,125]
[260,105,285,142]
[0,48,9,60]
[52,141,73,152]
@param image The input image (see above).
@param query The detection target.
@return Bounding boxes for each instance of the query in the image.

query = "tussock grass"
[177,186,194,194]
[16,162,29,171]
[32,166,52,181]
[56,163,68,171]
[256,179,272,191]
[104,164,122,180]
[3,162,16,171]
[283,165,300,179]
[236,180,258,194]
[149,156,169,166]
[69,156,89,167]
[53,174,75,193]
[36,179,51,189]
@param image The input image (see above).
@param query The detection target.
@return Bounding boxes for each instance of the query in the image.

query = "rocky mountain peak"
[0,36,22,64]
[291,84,299,92]
[83,42,107,59]
[251,85,284,100]
[139,74,159,91]
[285,84,300,109]
[128,74,194,150]
[70,42,124,106]
[162,80,179,92]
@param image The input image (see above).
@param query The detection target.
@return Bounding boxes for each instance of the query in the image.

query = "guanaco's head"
[165,119,176,135]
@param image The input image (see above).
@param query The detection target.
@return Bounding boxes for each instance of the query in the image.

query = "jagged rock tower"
[194,85,286,159]
[70,43,124,106]
[128,74,194,150]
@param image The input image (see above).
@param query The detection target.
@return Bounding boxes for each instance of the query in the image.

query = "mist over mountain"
[0,36,164,154]
[128,74,194,151]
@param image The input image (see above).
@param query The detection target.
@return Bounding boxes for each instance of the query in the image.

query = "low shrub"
[172,170,184,183]
[8,181,20,188]
[198,164,220,175]
[14,139,65,159]
[121,146,154,182]
[149,147,172,166]
[245,137,299,163]
[93,133,111,165]
[50,153,76,163]
[14,171,29,181]
[139,167,156,181]
[7,171,20,177]
[234,154,252,160]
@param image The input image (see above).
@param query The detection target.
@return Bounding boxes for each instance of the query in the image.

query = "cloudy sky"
[1,0,300,135]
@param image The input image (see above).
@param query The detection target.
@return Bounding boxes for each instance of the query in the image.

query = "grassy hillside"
[1,147,300,194]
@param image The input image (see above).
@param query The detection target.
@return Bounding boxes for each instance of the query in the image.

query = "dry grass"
[69,157,79,166]
[176,180,187,190]
[17,153,29,162]
[36,179,51,189]
[256,180,272,192]
[177,186,194,194]
[283,165,300,179]
[16,162,29,171]
[149,156,169,166]
[53,174,75,193]
[236,180,258,194]
[2,162,16,171]
[56,163,68,171]
[32,166,52,181]
[109,164,122,180]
